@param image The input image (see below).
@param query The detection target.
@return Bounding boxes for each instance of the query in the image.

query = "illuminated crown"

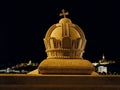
[44,9,86,59]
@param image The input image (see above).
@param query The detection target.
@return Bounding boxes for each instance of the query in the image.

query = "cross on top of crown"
[59,9,69,18]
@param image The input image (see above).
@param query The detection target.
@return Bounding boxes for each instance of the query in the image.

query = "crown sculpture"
[38,9,98,75]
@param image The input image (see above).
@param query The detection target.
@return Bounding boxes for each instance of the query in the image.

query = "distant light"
[98,66,107,73]
[92,62,98,66]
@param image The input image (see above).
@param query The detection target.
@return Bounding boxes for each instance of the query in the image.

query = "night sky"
[0,0,119,65]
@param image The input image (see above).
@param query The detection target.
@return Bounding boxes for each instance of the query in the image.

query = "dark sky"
[0,0,119,65]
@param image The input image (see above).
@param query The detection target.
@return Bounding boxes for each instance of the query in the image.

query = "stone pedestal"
[38,59,98,75]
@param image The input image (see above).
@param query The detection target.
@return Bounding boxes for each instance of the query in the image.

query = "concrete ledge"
[0,74,120,90]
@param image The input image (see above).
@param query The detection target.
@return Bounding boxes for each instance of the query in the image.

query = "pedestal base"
[38,59,98,75]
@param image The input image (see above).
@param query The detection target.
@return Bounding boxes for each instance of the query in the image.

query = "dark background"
[0,0,119,66]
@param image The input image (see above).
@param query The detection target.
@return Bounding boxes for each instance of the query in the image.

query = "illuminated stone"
[44,17,86,59]
[30,9,98,75]
[39,59,95,74]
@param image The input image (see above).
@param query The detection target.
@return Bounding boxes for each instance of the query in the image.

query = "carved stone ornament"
[38,9,98,75]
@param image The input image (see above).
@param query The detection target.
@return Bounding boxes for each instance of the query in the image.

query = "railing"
[0,74,120,90]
